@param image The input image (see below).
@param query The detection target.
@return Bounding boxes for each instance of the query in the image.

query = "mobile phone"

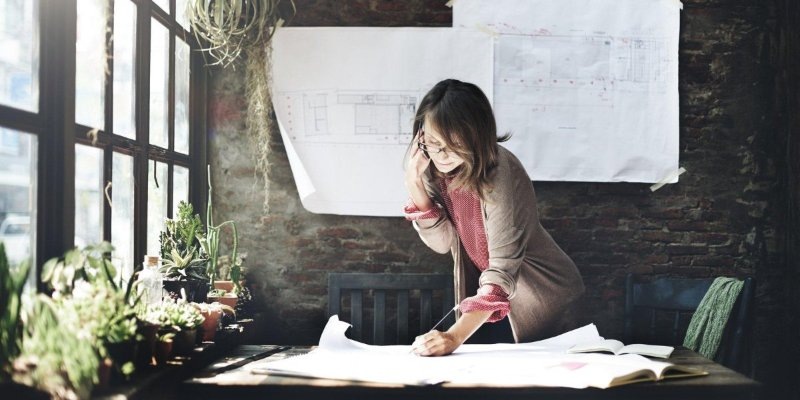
[416,129,430,159]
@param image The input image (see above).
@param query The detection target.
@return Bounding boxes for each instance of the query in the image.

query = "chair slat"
[397,290,409,343]
[374,290,386,345]
[421,289,433,330]
[350,290,363,341]
[328,273,453,345]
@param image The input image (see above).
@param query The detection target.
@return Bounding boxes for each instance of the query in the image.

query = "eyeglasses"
[417,141,448,155]
[417,129,449,156]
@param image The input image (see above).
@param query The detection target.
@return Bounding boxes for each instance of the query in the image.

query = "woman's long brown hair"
[412,79,510,200]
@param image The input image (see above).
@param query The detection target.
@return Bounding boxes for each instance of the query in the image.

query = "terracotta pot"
[105,340,137,383]
[213,280,234,292]
[199,309,222,342]
[207,294,237,309]
[96,357,113,390]
[135,321,159,368]
[172,329,197,355]
[155,340,173,366]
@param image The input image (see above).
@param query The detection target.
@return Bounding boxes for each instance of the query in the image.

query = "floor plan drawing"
[275,90,417,146]
[271,27,493,216]
[455,0,681,183]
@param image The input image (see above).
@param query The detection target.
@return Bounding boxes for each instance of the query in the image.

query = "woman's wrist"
[446,309,493,345]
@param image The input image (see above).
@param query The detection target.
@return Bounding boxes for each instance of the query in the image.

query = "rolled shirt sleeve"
[458,284,510,323]
[403,198,441,221]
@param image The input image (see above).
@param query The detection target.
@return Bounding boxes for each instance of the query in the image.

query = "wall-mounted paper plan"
[271,27,493,216]
[454,0,682,183]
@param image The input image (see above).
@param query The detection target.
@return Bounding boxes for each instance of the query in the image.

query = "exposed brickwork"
[206,0,797,396]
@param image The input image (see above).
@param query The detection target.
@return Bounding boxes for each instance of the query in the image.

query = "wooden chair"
[623,273,755,375]
[327,273,454,345]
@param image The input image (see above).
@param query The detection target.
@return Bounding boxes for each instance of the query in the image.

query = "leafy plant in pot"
[12,295,100,399]
[202,165,244,308]
[193,302,235,342]
[147,298,205,356]
[159,201,210,302]
[40,242,142,382]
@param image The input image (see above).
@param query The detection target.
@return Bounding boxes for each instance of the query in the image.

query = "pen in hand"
[409,305,459,354]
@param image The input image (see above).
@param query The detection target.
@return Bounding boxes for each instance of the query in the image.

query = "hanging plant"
[186,0,296,68]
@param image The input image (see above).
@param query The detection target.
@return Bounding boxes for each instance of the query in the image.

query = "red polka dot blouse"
[404,177,510,323]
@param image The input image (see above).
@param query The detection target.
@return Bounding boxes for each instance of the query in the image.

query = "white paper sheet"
[454,0,682,183]
[271,27,493,216]
[252,315,684,388]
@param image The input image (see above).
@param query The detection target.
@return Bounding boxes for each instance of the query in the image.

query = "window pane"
[149,19,169,148]
[0,0,39,112]
[0,128,36,268]
[75,144,103,248]
[113,0,136,139]
[173,164,188,216]
[75,0,106,129]
[175,37,190,154]
[112,152,134,282]
[146,159,168,255]
[176,0,189,30]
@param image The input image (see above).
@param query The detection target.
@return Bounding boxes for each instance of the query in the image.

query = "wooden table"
[180,346,760,400]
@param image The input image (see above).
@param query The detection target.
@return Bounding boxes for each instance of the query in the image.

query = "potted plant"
[159,201,210,302]
[40,243,142,381]
[193,302,235,342]
[41,241,118,297]
[67,281,139,382]
[202,165,247,310]
[134,308,160,369]
[147,298,205,356]
[11,295,100,399]
[186,0,296,68]
[154,332,175,366]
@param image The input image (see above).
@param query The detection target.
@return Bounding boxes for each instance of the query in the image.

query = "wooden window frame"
[0,0,207,291]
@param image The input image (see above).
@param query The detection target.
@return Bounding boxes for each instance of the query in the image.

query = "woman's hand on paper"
[411,330,461,357]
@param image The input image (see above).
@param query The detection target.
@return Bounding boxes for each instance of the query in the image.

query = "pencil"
[409,305,458,354]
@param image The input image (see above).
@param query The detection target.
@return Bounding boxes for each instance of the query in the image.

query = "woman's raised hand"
[405,131,433,211]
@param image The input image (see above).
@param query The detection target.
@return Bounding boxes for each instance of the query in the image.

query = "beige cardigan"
[413,146,585,343]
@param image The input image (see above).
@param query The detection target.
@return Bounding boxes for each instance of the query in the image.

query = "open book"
[576,354,708,388]
[568,339,674,359]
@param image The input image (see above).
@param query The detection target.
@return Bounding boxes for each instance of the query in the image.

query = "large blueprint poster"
[271,27,493,216]
[454,0,682,183]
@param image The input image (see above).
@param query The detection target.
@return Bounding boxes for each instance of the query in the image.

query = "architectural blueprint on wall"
[271,27,492,216]
[454,0,682,183]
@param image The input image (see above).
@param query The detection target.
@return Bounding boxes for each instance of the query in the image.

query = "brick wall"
[207,1,796,397]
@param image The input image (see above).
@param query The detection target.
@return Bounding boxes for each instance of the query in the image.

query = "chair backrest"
[623,273,755,375]
[327,273,454,345]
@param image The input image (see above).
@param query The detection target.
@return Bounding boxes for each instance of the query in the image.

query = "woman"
[405,79,584,356]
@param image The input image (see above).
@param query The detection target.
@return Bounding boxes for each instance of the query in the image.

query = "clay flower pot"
[172,328,197,355]
[207,293,237,309]
[199,309,223,342]
[155,339,173,366]
[213,280,234,292]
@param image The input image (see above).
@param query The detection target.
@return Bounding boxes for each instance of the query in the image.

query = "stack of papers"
[250,316,704,389]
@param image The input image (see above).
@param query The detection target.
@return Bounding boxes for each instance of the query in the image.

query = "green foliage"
[159,201,208,281]
[41,241,117,296]
[65,282,138,349]
[0,242,29,377]
[202,165,243,293]
[144,299,205,332]
[186,0,296,68]
[13,295,99,400]
[8,243,145,397]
